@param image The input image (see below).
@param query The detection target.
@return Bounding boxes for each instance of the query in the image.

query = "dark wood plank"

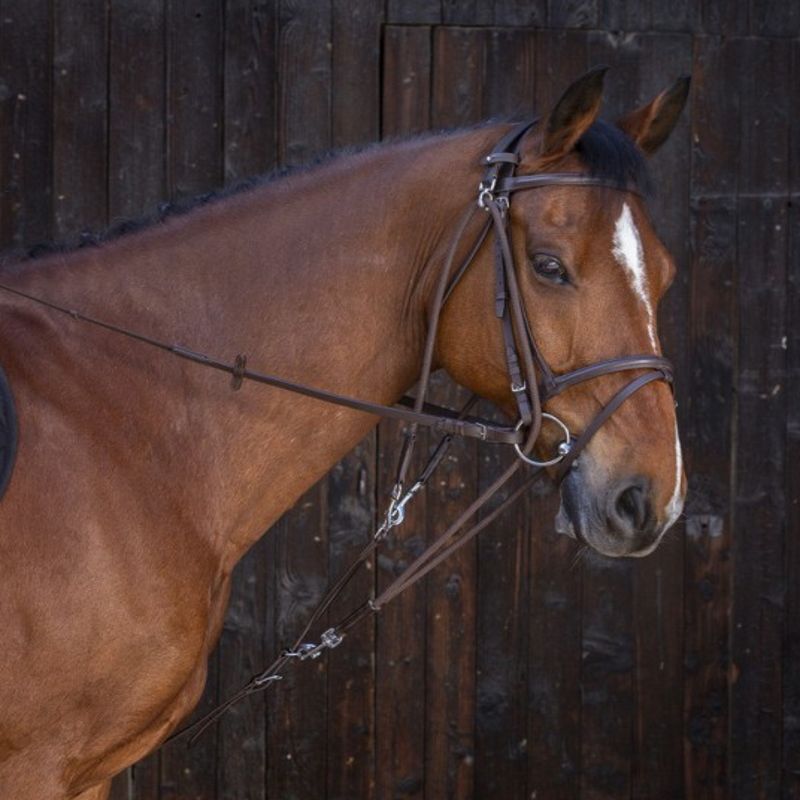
[482,27,536,120]
[424,28,486,800]
[683,34,740,800]
[159,2,224,796]
[525,30,588,800]
[783,42,800,800]
[325,440,376,800]
[165,0,223,200]
[382,26,432,138]
[442,0,492,25]
[0,0,51,251]
[223,0,277,184]
[386,0,441,24]
[108,0,166,222]
[651,0,693,31]
[266,487,330,800]
[492,0,546,26]
[376,26,432,800]
[216,545,270,800]
[629,33,692,800]
[729,36,790,800]
[472,27,535,800]
[332,0,381,149]
[683,198,735,800]
[750,0,800,37]
[599,0,651,32]
[694,0,749,35]
[277,0,332,167]
[52,0,108,239]
[548,0,598,30]
[690,36,739,198]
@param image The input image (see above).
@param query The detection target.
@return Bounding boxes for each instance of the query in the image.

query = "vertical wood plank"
[108,0,166,221]
[376,25,431,800]
[381,26,432,138]
[548,0,598,30]
[492,0,546,26]
[599,0,651,32]
[651,0,693,32]
[386,0,441,24]
[442,0,492,25]
[159,2,224,796]
[526,30,587,800]
[266,491,330,800]
[107,3,167,796]
[224,0,277,184]
[783,40,800,800]
[730,36,790,800]
[277,0,332,168]
[331,0,382,150]
[684,34,739,800]
[694,0,749,35]
[0,0,51,251]
[52,0,108,238]
[325,441,377,800]
[473,27,535,800]
[165,0,223,200]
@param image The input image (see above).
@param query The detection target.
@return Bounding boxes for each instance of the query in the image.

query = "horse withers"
[0,68,687,799]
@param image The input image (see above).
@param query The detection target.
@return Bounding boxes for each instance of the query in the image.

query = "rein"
[0,120,673,744]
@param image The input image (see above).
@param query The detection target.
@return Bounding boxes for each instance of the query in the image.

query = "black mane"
[6,118,650,265]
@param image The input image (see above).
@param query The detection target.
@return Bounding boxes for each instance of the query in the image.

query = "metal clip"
[252,673,283,687]
[477,177,497,210]
[510,380,527,394]
[374,480,423,540]
[283,628,344,661]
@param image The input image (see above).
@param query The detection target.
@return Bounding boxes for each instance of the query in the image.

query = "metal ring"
[514,413,572,468]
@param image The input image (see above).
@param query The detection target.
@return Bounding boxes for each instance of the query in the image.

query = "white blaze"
[612,202,658,351]
[664,421,684,529]
[613,203,684,531]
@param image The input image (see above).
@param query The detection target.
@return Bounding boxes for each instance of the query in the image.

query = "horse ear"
[617,76,691,155]
[539,65,608,161]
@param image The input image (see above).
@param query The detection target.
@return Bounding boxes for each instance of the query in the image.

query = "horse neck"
[2,125,501,566]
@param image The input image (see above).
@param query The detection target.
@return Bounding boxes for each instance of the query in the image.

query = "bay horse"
[0,68,688,799]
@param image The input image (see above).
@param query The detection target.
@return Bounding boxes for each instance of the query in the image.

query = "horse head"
[437,68,689,558]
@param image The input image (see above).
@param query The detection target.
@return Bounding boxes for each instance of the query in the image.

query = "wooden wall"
[0,2,797,798]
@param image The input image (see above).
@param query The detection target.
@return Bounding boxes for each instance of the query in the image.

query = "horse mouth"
[554,466,663,559]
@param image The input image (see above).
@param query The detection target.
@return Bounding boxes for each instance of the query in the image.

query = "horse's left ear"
[617,76,691,156]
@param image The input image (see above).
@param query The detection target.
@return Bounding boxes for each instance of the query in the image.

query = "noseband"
[0,121,674,739]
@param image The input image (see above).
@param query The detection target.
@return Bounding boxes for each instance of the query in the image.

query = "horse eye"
[531,253,569,284]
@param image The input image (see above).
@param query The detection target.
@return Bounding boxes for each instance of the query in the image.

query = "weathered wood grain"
[0,0,51,250]
[729,36,790,800]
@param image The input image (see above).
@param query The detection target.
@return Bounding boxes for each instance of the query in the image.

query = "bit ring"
[514,413,572,468]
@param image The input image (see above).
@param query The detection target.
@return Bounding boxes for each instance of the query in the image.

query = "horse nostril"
[609,479,652,536]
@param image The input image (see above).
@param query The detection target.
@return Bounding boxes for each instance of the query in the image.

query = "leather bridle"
[0,120,674,741]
